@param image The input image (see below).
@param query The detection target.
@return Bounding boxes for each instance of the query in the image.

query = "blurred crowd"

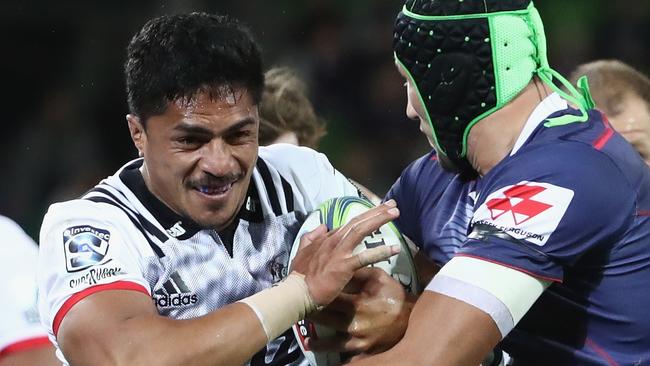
[2,0,649,237]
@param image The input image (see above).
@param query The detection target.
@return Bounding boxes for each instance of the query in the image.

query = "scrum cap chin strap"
[393,0,593,178]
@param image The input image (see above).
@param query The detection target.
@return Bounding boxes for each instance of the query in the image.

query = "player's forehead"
[156,86,259,132]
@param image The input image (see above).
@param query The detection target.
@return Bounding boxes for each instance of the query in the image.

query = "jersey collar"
[510,92,568,156]
[119,159,263,241]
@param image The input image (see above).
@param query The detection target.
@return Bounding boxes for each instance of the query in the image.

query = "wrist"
[239,272,319,341]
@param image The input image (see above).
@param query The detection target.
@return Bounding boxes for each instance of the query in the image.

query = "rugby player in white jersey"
[37,13,407,366]
[0,216,58,366]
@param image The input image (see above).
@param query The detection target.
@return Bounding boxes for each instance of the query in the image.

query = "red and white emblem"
[472,181,574,246]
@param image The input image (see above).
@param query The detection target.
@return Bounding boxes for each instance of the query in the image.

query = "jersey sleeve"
[460,145,634,281]
[259,144,360,211]
[385,155,428,247]
[0,216,51,356]
[37,200,152,337]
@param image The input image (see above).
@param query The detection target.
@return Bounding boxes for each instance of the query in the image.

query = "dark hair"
[570,60,650,117]
[259,67,326,148]
[125,12,263,124]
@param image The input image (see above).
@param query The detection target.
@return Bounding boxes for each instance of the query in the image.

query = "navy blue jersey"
[387,105,650,365]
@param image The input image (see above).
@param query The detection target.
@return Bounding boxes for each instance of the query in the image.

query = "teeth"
[198,183,231,195]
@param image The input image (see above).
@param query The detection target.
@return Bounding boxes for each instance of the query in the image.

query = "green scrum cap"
[393,0,594,177]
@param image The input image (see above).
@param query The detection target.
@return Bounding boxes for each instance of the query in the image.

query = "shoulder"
[258,143,333,178]
[42,199,127,230]
[389,150,457,202]
[497,137,629,191]
[0,215,35,247]
[475,140,635,247]
[40,198,154,257]
[402,151,453,183]
[258,144,359,211]
[0,216,38,274]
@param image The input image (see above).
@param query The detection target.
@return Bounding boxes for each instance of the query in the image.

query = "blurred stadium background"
[1,0,649,237]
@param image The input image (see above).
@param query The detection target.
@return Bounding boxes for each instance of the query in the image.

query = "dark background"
[2,0,649,237]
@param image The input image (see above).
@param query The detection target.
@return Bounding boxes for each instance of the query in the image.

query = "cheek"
[233,145,259,170]
[409,90,427,118]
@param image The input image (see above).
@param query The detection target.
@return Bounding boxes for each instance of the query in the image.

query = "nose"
[406,99,420,121]
[197,139,236,177]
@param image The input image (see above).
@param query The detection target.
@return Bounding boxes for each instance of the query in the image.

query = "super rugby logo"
[69,264,123,288]
[63,225,111,272]
[471,181,574,246]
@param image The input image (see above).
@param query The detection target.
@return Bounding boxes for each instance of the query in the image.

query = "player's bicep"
[397,290,502,365]
[58,289,159,365]
[387,257,549,365]
[428,256,550,337]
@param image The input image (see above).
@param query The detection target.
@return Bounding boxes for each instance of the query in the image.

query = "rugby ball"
[288,196,419,366]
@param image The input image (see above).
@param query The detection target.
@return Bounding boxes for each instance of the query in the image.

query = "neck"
[466,78,551,176]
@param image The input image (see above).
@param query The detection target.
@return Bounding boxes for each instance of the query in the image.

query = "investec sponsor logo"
[63,225,111,272]
[154,271,197,308]
[69,264,124,288]
[472,181,574,246]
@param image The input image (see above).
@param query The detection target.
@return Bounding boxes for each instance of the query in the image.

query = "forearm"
[122,303,267,366]
[413,250,441,287]
[0,345,59,366]
[348,291,500,366]
[61,302,267,366]
[60,274,316,366]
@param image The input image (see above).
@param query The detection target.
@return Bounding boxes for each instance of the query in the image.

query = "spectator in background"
[570,59,650,164]
[259,66,381,205]
[0,215,58,366]
[259,67,326,148]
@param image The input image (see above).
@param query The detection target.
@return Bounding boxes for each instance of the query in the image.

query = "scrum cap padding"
[393,0,539,160]
[402,0,532,16]
[394,16,495,159]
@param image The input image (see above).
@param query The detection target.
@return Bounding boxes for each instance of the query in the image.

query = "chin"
[192,213,234,231]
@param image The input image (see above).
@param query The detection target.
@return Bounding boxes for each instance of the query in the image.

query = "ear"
[126,114,146,157]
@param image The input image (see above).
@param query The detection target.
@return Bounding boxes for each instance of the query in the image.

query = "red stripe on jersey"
[636,210,650,217]
[0,336,51,357]
[455,254,563,283]
[585,338,620,366]
[53,281,149,336]
[592,113,614,150]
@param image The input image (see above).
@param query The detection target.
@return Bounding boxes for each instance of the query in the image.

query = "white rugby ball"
[288,196,419,366]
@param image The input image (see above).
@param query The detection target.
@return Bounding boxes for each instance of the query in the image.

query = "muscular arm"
[413,250,440,287]
[0,345,59,366]
[59,290,266,366]
[348,257,549,365]
[350,291,501,366]
[55,200,401,366]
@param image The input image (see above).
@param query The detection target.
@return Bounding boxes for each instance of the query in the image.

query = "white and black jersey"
[38,144,360,366]
[0,216,51,358]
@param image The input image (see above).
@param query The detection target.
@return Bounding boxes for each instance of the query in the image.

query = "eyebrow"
[172,117,257,135]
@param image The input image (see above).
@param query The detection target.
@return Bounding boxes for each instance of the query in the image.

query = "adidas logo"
[154,271,198,308]
[166,221,186,238]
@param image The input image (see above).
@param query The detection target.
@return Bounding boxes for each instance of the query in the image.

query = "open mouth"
[193,182,234,196]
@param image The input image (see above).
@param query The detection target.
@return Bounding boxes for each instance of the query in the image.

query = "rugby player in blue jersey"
[349,1,650,365]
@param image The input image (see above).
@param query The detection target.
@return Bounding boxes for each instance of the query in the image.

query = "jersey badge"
[471,181,574,246]
[166,221,187,238]
[63,225,111,272]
